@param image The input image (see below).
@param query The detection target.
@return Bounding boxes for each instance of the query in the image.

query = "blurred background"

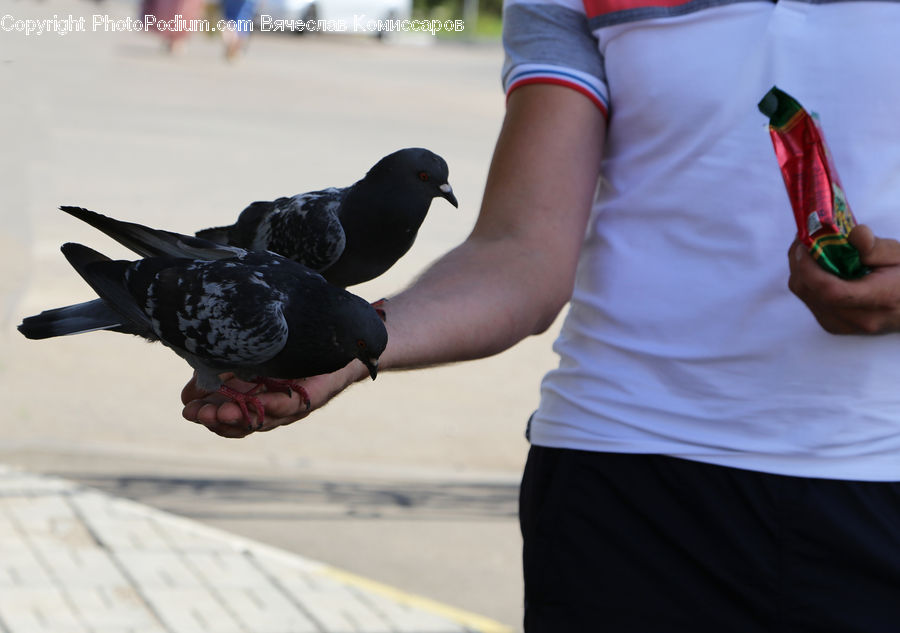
[0,1,561,629]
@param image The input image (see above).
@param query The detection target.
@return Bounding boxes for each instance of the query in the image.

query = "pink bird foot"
[255,378,311,412]
[217,384,266,431]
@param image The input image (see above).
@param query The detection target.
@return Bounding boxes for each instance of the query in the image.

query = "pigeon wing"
[253,190,347,272]
[142,259,290,371]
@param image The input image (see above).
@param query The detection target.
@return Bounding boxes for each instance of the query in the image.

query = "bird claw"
[216,379,310,433]
[255,378,311,412]
[217,384,266,432]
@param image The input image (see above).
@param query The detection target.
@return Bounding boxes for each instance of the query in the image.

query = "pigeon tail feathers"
[61,206,243,261]
[17,299,126,339]
[60,243,154,335]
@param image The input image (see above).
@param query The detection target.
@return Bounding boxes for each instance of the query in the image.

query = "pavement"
[0,464,509,633]
[1,1,565,631]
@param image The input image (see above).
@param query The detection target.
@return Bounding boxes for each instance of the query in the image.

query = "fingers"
[787,243,859,333]
[181,385,312,438]
[180,371,238,405]
[180,375,205,406]
[180,364,365,438]
[848,224,875,258]
[850,224,900,268]
[788,231,900,334]
[787,239,843,304]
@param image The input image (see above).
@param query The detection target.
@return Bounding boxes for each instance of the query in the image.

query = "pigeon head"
[367,148,458,208]
[332,294,388,380]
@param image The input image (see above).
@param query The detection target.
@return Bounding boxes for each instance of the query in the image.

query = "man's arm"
[183,83,607,436]
[788,224,900,334]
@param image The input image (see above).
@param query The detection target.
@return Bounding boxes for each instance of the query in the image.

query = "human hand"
[181,363,367,438]
[788,224,900,334]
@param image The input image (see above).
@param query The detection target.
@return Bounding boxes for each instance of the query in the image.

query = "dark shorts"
[519,446,900,633]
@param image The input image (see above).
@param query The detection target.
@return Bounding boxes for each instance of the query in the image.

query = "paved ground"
[1,1,565,630]
[0,464,508,632]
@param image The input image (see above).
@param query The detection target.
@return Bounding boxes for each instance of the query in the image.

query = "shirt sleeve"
[501,0,608,115]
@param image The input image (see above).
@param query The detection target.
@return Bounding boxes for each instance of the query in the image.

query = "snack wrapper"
[758,86,867,279]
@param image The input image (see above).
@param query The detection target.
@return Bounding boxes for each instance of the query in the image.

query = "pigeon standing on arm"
[195,147,459,288]
[18,209,387,431]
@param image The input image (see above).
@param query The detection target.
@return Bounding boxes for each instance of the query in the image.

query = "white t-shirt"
[503,0,900,480]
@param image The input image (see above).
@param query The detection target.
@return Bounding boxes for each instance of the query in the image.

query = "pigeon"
[18,207,388,428]
[195,147,459,288]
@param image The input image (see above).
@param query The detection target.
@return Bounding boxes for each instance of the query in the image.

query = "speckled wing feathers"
[255,190,346,271]
[138,257,290,369]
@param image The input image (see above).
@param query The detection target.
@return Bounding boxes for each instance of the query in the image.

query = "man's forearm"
[374,84,606,373]
[376,236,571,372]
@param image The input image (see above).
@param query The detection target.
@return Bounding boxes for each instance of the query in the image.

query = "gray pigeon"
[18,207,388,428]
[195,147,458,287]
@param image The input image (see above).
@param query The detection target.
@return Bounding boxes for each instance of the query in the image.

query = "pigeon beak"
[439,183,458,208]
[363,356,379,380]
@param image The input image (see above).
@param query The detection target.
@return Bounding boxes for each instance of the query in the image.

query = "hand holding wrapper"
[759,86,867,279]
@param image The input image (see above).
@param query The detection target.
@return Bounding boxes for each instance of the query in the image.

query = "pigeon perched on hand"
[195,147,458,287]
[18,208,388,428]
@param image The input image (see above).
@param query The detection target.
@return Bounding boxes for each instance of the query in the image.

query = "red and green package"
[758,86,867,279]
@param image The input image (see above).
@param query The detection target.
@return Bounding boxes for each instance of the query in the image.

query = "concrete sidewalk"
[0,465,511,633]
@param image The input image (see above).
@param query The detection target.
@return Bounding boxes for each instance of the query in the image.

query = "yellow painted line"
[319,565,515,633]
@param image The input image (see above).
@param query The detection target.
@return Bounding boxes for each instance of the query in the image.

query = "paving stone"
[0,587,90,633]
[0,467,508,633]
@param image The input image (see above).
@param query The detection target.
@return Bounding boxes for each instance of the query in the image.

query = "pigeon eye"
[418,171,429,182]
[357,339,367,349]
